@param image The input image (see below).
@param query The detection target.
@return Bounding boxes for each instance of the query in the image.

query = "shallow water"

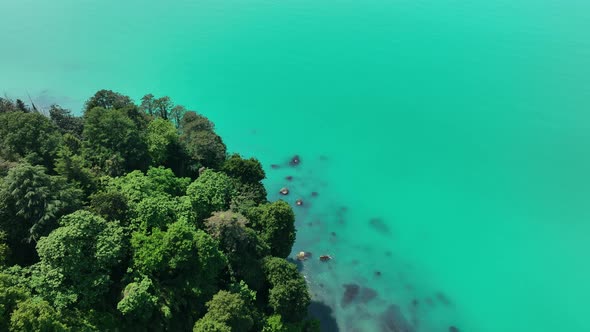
[2,1,590,331]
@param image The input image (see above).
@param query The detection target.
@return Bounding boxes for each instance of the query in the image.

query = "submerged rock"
[296,251,313,261]
[375,271,382,277]
[341,284,360,307]
[449,326,460,332]
[369,217,391,235]
[271,164,280,169]
[360,287,378,303]
[319,255,332,262]
[289,155,301,166]
[285,175,293,181]
[436,292,452,306]
[380,304,415,332]
[311,191,319,197]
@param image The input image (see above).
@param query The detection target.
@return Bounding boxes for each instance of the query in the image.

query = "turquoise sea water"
[2,1,590,331]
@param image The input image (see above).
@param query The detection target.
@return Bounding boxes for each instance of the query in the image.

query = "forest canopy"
[0,90,317,331]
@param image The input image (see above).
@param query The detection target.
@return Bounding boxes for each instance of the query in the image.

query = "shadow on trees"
[308,301,339,332]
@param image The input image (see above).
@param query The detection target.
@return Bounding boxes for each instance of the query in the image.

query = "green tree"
[36,211,125,309]
[49,105,84,138]
[84,89,133,112]
[89,189,129,223]
[193,290,254,332]
[262,258,310,323]
[222,154,266,184]
[0,111,62,169]
[205,211,269,290]
[170,105,187,128]
[147,118,179,166]
[268,279,310,323]
[82,107,149,175]
[247,201,296,258]
[131,194,178,232]
[117,276,159,323]
[0,271,29,331]
[54,135,96,196]
[186,170,234,221]
[180,111,226,169]
[9,297,68,332]
[0,164,82,246]
[193,318,232,332]
[139,94,156,116]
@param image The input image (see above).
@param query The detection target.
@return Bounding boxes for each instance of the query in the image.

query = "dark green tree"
[117,276,159,324]
[35,210,125,309]
[139,94,156,116]
[49,105,84,138]
[84,89,134,112]
[89,190,129,223]
[180,111,226,170]
[205,211,269,290]
[262,258,311,323]
[0,111,62,169]
[82,107,149,174]
[0,164,82,248]
[193,290,254,332]
[247,201,296,258]
[222,154,266,184]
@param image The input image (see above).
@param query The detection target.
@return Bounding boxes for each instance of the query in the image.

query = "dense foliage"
[0,92,316,331]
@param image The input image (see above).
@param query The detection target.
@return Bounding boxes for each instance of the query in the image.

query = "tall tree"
[193,290,254,332]
[84,89,134,112]
[147,118,179,166]
[186,170,235,221]
[0,164,82,249]
[49,105,83,138]
[179,111,226,170]
[0,111,62,169]
[246,201,296,258]
[35,210,125,309]
[82,107,149,175]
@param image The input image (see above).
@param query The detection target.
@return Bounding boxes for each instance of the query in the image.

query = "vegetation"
[0,91,316,331]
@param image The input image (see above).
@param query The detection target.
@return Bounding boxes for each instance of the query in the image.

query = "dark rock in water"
[308,301,339,332]
[320,255,332,262]
[289,155,301,166]
[271,164,280,169]
[279,187,289,195]
[436,292,452,306]
[307,222,313,227]
[385,251,392,257]
[360,287,378,303]
[380,304,415,332]
[449,326,460,332]
[369,217,391,235]
[341,284,360,307]
[285,175,293,181]
[375,271,382,277]
[411,299,419,307]
[330,231,336,237]
[311,191,319,197]
[296,199,303,206]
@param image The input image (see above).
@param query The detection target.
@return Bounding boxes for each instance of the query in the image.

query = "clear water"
[2,1,590,331]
